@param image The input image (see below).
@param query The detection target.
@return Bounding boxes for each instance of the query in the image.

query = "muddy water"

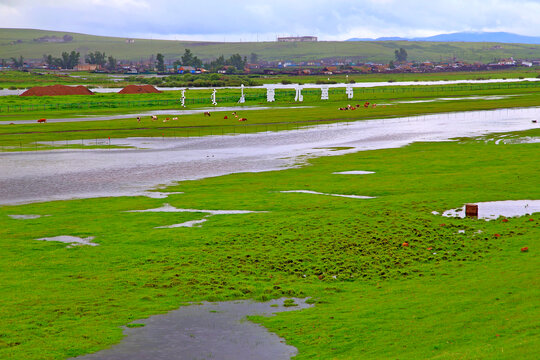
[0,107,539,205]
[72,298,313,360]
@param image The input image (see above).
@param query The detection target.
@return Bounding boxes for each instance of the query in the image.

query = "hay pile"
[20,84,94,96]
[118,85,162,94]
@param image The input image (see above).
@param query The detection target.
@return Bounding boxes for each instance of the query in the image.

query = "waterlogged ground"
[0,107,538,205]
[73,298,313,360]
[0,117,538,360]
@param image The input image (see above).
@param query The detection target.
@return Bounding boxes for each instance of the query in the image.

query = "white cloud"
[1,0,540,40]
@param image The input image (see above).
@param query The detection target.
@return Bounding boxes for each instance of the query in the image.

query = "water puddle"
[36,235,98,247]
[138,191,183,199]
[396,94,520,104]
[279,190,375,199]
[127,203,265,215]
[127,204,266,229]
[8,214,48,219]
[332,170,375,175]
[156,218,209,228]
[442,200,540,220]
[72,297,313,360]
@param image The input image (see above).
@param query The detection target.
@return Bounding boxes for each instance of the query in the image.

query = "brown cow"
[238,118,247,122]
[204,111,211,117]
[37,118,46,123]
[224,116,228,119]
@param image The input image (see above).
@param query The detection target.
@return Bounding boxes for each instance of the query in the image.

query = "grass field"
[3,28,540,63]
[0,126,538,359]
[0,75,538,359]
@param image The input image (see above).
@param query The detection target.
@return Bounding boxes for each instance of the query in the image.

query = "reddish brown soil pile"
[20,84,94,96]
[118,84,162,94]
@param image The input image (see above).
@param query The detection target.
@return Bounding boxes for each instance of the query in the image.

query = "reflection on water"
[72,298,313,360]
[0,107,538,205]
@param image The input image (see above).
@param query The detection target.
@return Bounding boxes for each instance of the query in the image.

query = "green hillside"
[2,28,540,63]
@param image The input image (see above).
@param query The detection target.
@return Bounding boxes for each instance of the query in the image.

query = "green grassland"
[0,126,538,359]
[3,28,540,63]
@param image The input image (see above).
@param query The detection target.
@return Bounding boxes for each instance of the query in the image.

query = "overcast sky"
[1,0,539,41]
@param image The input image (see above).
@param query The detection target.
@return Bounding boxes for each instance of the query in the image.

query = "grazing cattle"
[166,117,170,121]
[136,116,141,122]
[356,104,360,107]
[350,107,356,110]
[224,116,228,119]
[238,118,247,122]
[204,111,211,117]
[172,117,178,120]
[364,102,370,108]
[151,115,158,121]
[37,118,46,123]
[372,103,377,108]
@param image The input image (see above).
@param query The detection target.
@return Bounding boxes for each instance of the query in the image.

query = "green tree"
[249,52,259,63]
[227,54,246,70]
[107,56,117,70]
[43,54,55,67]
[394,48,408,63]
[156,53,165,72]
[86,51,107,67]
[181,49,194,66]
[10,55,24,68]
[181,49,202,68]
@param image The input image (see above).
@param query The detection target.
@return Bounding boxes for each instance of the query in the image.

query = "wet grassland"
[0,80,539,359]
[1,82,540,152]
[1,125,538,359]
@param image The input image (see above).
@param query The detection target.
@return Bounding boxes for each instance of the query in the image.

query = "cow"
[136,116,141,123]
[37,118,46,123]
[204,111,211,117]
[372,103,377,108]
[224,116,228,119]
[364,102,370,108]
[172,117,178,120]
[151,115,158,121]
[238,118,247,122]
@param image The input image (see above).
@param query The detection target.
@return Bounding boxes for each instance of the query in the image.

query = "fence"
[1,81,539,114]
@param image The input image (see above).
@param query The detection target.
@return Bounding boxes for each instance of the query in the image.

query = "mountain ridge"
[347,31,540,44]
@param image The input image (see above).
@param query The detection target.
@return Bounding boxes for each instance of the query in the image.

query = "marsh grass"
[0,128,538,359]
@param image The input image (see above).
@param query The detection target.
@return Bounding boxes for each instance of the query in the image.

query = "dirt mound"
[118,85,162,94]
[20,84,94,96]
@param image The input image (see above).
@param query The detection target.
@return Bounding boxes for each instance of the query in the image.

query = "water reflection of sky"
[0,107,538,205]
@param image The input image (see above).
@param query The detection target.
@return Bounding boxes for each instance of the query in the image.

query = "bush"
[281,79,292,85]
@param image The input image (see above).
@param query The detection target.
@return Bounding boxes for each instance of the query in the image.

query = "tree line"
[155,49,258,73]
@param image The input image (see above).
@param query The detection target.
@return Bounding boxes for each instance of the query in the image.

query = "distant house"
[75,64,99,71]
[277,36,317,42]
[125,39,135,44]
[178,66,196,74]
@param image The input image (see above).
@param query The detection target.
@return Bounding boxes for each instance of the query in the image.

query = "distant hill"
[347,31,540,44]
[2,28,540,64]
